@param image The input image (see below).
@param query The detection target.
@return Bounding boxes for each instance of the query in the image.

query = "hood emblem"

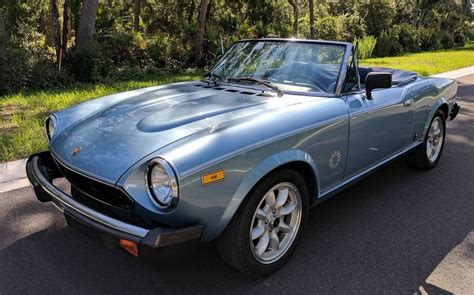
[72,146,82,156]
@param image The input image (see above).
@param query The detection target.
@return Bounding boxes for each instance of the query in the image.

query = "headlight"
[45,116,57,140]
[147,158,179,209]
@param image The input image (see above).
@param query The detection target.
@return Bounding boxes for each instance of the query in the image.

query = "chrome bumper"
[26,151,203,249]
[450,101,460,120]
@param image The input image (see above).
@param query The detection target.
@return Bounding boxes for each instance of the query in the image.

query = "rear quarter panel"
[407,77,457,141]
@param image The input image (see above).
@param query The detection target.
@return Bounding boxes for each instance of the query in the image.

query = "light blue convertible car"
[27,38,460,277]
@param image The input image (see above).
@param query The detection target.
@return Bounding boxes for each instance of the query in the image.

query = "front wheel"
[406,110,446,170]
[216,169,309,277]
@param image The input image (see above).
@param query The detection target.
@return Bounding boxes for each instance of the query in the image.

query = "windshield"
[210,41,346,94]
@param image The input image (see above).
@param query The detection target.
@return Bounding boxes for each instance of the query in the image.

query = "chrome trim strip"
[30,156,149,238]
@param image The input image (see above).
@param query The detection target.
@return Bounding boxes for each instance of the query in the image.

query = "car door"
[344,87,415,178]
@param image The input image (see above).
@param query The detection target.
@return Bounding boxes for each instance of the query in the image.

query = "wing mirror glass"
[365,72,392,99]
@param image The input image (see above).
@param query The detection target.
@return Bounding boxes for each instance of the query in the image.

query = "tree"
[194,0,210,65]
[62,0,71,52]
[133,0,141,31]
[0,9,6,51]
[361,0,395,37]
[49,0,61,62]
[288,0,299,37]
[309,0,315,39]
[76,0,99,49]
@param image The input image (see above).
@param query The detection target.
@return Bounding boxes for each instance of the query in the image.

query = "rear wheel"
[406,110,446,169]
[216,169,309,277]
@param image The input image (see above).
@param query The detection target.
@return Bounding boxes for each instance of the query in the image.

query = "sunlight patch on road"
[422,230,474,294]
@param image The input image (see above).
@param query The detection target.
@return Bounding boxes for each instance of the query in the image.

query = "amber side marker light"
[201,169,225,186]
[119,239,139,257]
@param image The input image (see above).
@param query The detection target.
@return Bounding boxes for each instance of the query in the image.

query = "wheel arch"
[423,98,449,138]
[212,149,319,240]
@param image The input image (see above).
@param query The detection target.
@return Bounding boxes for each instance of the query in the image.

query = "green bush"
[342,13,366,40]
[373,31,392,57]
[439,31,455,49]
[0,45,70,95]
[397,24,420,53]
[314,16,344,40]
[419,28,443,51]
[373,28,405,57]
[69,41,110,83]
[356,36,377,60]
[361,0,395,37]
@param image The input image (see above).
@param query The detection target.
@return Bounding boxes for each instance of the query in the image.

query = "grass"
[0,71,202,162]
[1,43,474,162]
[361,42,474,76]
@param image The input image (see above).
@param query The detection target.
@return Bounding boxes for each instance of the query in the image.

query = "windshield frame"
[209,38,353,97]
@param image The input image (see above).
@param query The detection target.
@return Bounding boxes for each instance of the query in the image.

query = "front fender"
[215,149,319,239]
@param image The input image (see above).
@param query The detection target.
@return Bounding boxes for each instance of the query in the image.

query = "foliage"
[0,0,472,95]
[361,0,396,37]
[314,16,344,40]
[356,36,377,60]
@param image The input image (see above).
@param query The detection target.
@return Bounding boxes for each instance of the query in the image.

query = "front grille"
[53,158,134,212]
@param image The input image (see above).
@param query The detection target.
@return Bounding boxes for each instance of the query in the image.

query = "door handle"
[403,99,414,107]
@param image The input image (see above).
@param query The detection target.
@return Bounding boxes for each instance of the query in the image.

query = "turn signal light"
[119,239,139,257]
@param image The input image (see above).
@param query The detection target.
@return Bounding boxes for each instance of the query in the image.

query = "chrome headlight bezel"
[45,115,57,141]
[146,158,179,209]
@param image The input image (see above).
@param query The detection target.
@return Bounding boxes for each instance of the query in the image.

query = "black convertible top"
[359,67,418,86]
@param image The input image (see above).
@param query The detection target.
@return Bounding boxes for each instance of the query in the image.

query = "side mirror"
[365,72,392,99]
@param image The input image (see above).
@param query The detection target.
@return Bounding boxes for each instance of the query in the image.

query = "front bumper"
[450,101,460,120]
[26,151,204,255]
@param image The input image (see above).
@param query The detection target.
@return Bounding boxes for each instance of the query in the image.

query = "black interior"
[252,63,418,94]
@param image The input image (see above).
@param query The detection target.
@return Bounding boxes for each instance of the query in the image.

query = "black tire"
[216,168,309,278]
[406,110,446,170]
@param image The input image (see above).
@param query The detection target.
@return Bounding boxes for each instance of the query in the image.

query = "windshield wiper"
[226,77,283,97]
[202,72,221,86]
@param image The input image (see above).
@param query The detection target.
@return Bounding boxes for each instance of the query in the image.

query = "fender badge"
[72,146,81,156]
[329,150,342,169]
[201,169,225,186]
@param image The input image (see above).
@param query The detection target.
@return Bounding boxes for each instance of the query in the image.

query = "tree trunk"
[188,0,196,23]
[177,0,185,19]
[76,0,99,49]
[0,9,7,51]
[288,0,298,37]
[49,0,61,62]
[194,0,210,66]
[309,0,315,39]
[133,0,141,31]
[62,0,71,51]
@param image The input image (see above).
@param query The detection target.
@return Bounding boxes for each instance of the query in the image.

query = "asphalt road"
[1,75,473,294]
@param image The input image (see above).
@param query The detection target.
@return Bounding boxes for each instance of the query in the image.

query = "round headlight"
[147,158,178,209]
[45,116,56,140]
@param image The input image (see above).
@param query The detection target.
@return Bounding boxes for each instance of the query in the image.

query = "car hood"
[50,82,313,183]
